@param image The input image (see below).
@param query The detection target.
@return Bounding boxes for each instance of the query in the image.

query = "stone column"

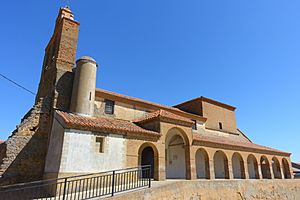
[209,159,215,179]
[289,160,295,179]
[258,163,263,179]
[228,160,234,179]
[244,160,249,179]
[158,146,166,181]
[189,146,197,180]
[269,163,275,179]
[280,165,285,179]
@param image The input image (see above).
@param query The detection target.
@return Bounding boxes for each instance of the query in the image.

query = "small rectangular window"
[105,100,115,114]
[96,137,104,153]
[192,120,197,130]
[219,122,223,130]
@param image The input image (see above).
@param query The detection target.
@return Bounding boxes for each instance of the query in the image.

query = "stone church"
[0,7,294,186]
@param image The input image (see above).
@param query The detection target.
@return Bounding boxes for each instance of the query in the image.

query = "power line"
[0,73,36,96]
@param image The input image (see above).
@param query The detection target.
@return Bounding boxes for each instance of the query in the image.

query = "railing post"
[148,165,151,188]
[62,178,68,200]
[111,170,115,196]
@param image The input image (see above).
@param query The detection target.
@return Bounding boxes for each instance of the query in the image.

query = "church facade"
[0,7,294,185]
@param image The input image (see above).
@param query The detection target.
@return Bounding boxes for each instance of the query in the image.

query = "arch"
[232,152,246,179]
[138,143,159,180]
[165,128,190,179]
[272,157,282,179]
[214,150,229,179]
[247,154,259,179]
[260,156,271,179]
[195,148,210,179]
[282,158,291,179]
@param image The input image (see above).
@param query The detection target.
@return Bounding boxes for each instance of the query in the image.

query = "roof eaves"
[193,136,290,156]
[174,96,236,111]
[134,109,194,126]
[173,97,202,107]
[55,110,160,137]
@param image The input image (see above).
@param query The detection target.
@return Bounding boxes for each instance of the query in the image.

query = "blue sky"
[0,1,299,162]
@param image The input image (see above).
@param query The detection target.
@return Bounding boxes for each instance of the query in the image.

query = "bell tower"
[36,6,80,111]
[0,7,81,185]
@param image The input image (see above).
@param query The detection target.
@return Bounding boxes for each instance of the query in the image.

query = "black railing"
[0,165,151,200]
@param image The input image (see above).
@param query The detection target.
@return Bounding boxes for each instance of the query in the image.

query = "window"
[105,99,115,114]
[96,137,104,153]
[219,122,223,130]
[192,120,197,130]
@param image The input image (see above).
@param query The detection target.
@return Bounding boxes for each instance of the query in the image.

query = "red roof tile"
[0,140,4,144]
[134,109,194,126]
[193,133,290,156]
[56,110,160,137]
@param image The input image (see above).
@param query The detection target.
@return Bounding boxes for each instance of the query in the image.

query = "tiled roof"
[95,88,207,122]
[134,109,194,126]
[0,140,4,144]
[56,110,160,137]
[193,133,290,156]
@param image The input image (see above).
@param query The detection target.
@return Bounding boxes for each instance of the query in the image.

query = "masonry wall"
[44,121,127,179]
[108,179,300,200]
[202,101,237,134]
[59,131,126,173]
[0,98,52,185]
[94,98,148,120]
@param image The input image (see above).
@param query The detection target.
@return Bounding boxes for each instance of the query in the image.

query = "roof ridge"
[174,96,236,111]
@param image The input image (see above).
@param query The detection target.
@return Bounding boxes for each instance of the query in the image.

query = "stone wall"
[108,179,300,200]
[0,98,52,185]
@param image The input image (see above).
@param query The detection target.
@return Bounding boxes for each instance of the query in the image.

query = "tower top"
[58,6,74,20]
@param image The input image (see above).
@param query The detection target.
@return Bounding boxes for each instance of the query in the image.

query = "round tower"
[70,56,98,116]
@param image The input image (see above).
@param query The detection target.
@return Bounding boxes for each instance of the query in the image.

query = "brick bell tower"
[0,7,80,185]
[36,6,80,111]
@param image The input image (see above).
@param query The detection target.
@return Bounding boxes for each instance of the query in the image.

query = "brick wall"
[202,101,237,134]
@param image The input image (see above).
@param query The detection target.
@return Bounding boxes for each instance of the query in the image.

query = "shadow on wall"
[55,70,74,112]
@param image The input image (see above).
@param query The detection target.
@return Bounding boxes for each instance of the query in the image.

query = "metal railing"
[0,165,151,200]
